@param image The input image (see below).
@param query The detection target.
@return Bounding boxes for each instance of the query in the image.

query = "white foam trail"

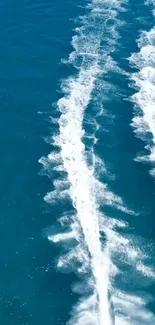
[52,1,128,324]
[129,5,155,173]
[58,57,112,325]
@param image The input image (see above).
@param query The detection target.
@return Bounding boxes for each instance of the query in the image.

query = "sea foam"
[129,21,155,175]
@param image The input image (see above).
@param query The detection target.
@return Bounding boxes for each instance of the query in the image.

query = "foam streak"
[56,1,127,324]
[129,2,155,173]
[58,51,111,325]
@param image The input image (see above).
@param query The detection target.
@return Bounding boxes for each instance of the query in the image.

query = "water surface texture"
[0,1,155,325]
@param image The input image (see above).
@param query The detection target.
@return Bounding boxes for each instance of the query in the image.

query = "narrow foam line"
[129,7,155,169]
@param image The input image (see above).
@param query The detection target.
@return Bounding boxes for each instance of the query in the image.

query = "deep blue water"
[0,0,155,324]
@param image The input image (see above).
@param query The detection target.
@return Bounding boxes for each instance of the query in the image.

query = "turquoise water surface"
[0,1,155,325]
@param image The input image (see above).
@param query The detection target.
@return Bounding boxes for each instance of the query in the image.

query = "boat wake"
[39,1,155,324]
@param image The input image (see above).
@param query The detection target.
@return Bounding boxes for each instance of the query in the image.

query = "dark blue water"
[0,1,79,324]
[0,0,155,324]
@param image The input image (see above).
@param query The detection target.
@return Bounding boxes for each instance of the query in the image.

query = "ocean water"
[0,0,155,325]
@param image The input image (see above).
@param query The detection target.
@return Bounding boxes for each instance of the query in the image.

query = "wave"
[39,0,155,324]
[129,2,155,175]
